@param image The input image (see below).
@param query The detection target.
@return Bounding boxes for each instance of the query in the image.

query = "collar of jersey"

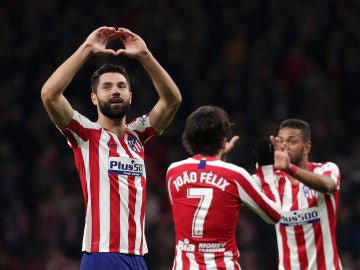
[192,155,218,161]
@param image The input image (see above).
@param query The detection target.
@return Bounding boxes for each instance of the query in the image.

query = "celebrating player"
[41,26,182,270]
[166,105,282,269]
[255,119,343,269]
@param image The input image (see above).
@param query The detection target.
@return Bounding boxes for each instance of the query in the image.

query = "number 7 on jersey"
[187,188,213,238]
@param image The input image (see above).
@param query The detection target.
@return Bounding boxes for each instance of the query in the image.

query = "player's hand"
[83,27,118,55]
[220,135,239,161]
[115,28,149,59]
[270,135,291,170]
[223,135,240,155]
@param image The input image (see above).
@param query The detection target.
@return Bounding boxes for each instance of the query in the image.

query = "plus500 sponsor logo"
[108,157,144,177]
[280,208,320,227]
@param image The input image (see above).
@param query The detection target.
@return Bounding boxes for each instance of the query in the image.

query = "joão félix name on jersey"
[172,171,230,192]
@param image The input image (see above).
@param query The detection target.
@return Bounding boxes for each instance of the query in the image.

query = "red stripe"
[62,119,87,147]
[278,176,288,269]
[182,251,190,269]
[280,225,291,269]
[89,130,101,252]
[73,148,88,215]
[108,135,120,252]
[109,175,120,251]
[313,221,325,270]
[197,253,206,270]
[290,184,307,269]
[127,175,136,252]
[295,226,308,269]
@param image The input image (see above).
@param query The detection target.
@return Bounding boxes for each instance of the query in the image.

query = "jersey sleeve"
[60,110,98,149]
[236,167,281,224]
[315,161,341,191]
[126,114,158,148]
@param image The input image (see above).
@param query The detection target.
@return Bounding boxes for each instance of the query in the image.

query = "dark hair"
[91,63,130,93]
[279,118,311,141]
[182,106,232,156]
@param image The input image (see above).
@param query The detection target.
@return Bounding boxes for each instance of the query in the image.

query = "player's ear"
[304,140,311,154]
[91,92,98,105]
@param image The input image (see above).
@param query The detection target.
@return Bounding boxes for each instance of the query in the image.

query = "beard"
[98,99,131,119]
[288,149,304,165]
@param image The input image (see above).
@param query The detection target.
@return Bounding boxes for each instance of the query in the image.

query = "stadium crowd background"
[1,0,359,269]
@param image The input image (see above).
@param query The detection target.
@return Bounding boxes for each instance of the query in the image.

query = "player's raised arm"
[41,26,118,128]
[115,27,182,134]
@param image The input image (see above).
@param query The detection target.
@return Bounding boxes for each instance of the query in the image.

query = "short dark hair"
[279,118,311,141]
[91,63,130,93]
[182,106,232,156]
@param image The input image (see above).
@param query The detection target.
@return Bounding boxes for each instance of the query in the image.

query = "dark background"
[1,0,359,269]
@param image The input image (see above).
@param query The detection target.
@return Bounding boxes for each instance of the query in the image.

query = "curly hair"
[182,105,232,156]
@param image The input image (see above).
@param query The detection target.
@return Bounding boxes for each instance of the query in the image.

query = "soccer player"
[166,105,282,269]
[264,119,342,269]
[40,26,182,270]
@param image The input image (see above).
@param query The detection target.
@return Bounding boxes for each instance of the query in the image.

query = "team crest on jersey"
[128,136,142,152]
[303,186,317,199]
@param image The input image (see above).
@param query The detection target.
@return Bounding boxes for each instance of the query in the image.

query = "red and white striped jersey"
[61,110,158,255]
[275,162,343,270]
[166,155,282,270]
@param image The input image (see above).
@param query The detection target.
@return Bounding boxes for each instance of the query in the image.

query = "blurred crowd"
[1,0,360,269]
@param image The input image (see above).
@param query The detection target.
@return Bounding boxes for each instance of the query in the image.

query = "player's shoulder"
[167,158,250,176]
[221,160,249,173]
[70,110,100,129]
[167,157,196,171]
[310,161,339,172]
[126,114,149,127]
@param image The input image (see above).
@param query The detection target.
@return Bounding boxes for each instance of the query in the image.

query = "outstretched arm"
[116,28,182,134]
[41,26,119,128]
[270,135,337,193]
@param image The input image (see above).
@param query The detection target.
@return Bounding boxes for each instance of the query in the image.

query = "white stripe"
[275,223,284,269]
[99,131,111,251]
[118,175,129,251]
[304,194,319,270]
[186,252,199,270]
[319,193,335,270]
[81,140,92,251]
[224,251,235,270]
[203,253,216,269]
[174,246,183,270]
[167,176,173,204]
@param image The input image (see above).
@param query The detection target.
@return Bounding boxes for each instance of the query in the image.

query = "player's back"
[166,155,258,270]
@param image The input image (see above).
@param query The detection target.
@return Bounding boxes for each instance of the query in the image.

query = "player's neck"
[296,159,309,170]
[97,116,126,136]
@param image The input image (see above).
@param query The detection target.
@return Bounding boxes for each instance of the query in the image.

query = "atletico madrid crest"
[303,186,317,199]
[128,136,142,152]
